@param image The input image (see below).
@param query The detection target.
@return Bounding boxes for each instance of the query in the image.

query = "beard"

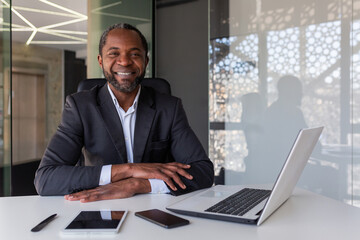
[103,68,144,93]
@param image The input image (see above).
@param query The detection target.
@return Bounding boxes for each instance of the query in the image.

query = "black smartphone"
[135,209,189,229]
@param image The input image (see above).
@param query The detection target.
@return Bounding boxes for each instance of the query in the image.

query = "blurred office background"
[1,0,360,208]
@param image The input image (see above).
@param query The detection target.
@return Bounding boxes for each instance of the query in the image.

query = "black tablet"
[62,210,128,234]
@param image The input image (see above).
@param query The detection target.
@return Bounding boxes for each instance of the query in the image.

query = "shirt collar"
[107,83,141,112]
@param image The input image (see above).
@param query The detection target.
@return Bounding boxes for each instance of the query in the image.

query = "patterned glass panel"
[210,0,360,206]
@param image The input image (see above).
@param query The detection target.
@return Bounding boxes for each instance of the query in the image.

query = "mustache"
[102,67,144,93]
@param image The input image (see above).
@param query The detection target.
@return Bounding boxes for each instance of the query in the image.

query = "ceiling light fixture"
[13,6,81,18]
[26,29,37,45]
[91,1,150,22]
[1,0,87,46]
[31,41,85,44]
[39,0,87,19]
[40,18,86,30]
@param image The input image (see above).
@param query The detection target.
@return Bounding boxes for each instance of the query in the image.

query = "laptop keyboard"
[205,188,271,216]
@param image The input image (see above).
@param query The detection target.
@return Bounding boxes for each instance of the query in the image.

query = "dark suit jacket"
[34,84,214,196]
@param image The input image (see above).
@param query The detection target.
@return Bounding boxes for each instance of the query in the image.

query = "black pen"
[31,214,57,232]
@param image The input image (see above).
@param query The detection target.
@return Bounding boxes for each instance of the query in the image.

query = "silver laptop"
[167,126,324,226]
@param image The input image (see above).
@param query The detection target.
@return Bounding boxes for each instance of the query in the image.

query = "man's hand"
[111,162,193,191]
[64,178,151,203]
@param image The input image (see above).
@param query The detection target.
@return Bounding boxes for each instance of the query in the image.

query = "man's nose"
[116,54,132,66]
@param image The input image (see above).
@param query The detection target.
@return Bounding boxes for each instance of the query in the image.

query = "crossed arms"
[64,162,194,202]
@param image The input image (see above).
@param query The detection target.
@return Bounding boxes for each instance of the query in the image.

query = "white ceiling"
[5,0,87,58]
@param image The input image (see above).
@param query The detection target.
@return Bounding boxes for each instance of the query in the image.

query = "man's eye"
[108,52,119,56]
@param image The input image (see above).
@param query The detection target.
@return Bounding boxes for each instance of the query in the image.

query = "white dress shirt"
[98,84,170,194]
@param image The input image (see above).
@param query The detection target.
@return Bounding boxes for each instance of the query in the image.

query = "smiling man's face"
[98,28,148,93]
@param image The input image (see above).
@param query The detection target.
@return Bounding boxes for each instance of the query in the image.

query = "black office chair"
[77,77,171,95]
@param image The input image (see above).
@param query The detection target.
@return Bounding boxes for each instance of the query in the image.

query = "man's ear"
[97,54,103,68]
[145,55,149,68]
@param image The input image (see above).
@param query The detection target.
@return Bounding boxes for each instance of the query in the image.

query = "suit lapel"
[97,84,128,163]
[133,87,156,163]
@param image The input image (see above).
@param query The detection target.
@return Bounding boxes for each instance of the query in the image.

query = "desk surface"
[1,188,360,240]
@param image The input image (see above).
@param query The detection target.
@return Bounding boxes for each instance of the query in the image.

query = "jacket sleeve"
[168,99,214,196]
[34,95,102,196]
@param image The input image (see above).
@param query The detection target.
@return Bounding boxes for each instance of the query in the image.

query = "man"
[34,23,214,202]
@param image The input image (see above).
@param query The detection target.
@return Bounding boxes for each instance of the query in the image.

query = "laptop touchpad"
[200,190,231,198]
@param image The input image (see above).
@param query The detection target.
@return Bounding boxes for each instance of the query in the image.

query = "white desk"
[1,188,360,240]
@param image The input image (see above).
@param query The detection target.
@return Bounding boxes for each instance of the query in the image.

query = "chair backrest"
[77,78,171,95]
[142,78,171,95]
[77,78,106,92]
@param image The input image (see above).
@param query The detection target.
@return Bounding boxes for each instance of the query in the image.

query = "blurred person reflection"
[260,75,307,183]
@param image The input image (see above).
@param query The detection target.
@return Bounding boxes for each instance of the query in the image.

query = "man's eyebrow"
[106,47,143,52]
[107,47,119,51]
[129,47,142,51]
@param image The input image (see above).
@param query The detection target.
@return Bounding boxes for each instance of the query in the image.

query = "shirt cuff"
[99,165,112,185]
[148,179,170,194]
[100,210,111,220]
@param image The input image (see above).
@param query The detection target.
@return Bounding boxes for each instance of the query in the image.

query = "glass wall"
[210,0,360,206]
[0,0,154,196]
[9,0,84,196]
[0,0,11,196]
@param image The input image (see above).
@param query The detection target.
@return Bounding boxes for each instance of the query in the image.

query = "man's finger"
[65,189,96,201]
[162,165,193,180]
[80,193,102,203]
[159,168,186,189]
[65,193,86,201]
[154,172,177,191]
[165,162,191,169]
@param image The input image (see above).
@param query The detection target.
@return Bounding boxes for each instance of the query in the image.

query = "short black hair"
[98,23,148,56]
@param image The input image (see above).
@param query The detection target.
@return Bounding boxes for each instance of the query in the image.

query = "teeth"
[116,72,132,76]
